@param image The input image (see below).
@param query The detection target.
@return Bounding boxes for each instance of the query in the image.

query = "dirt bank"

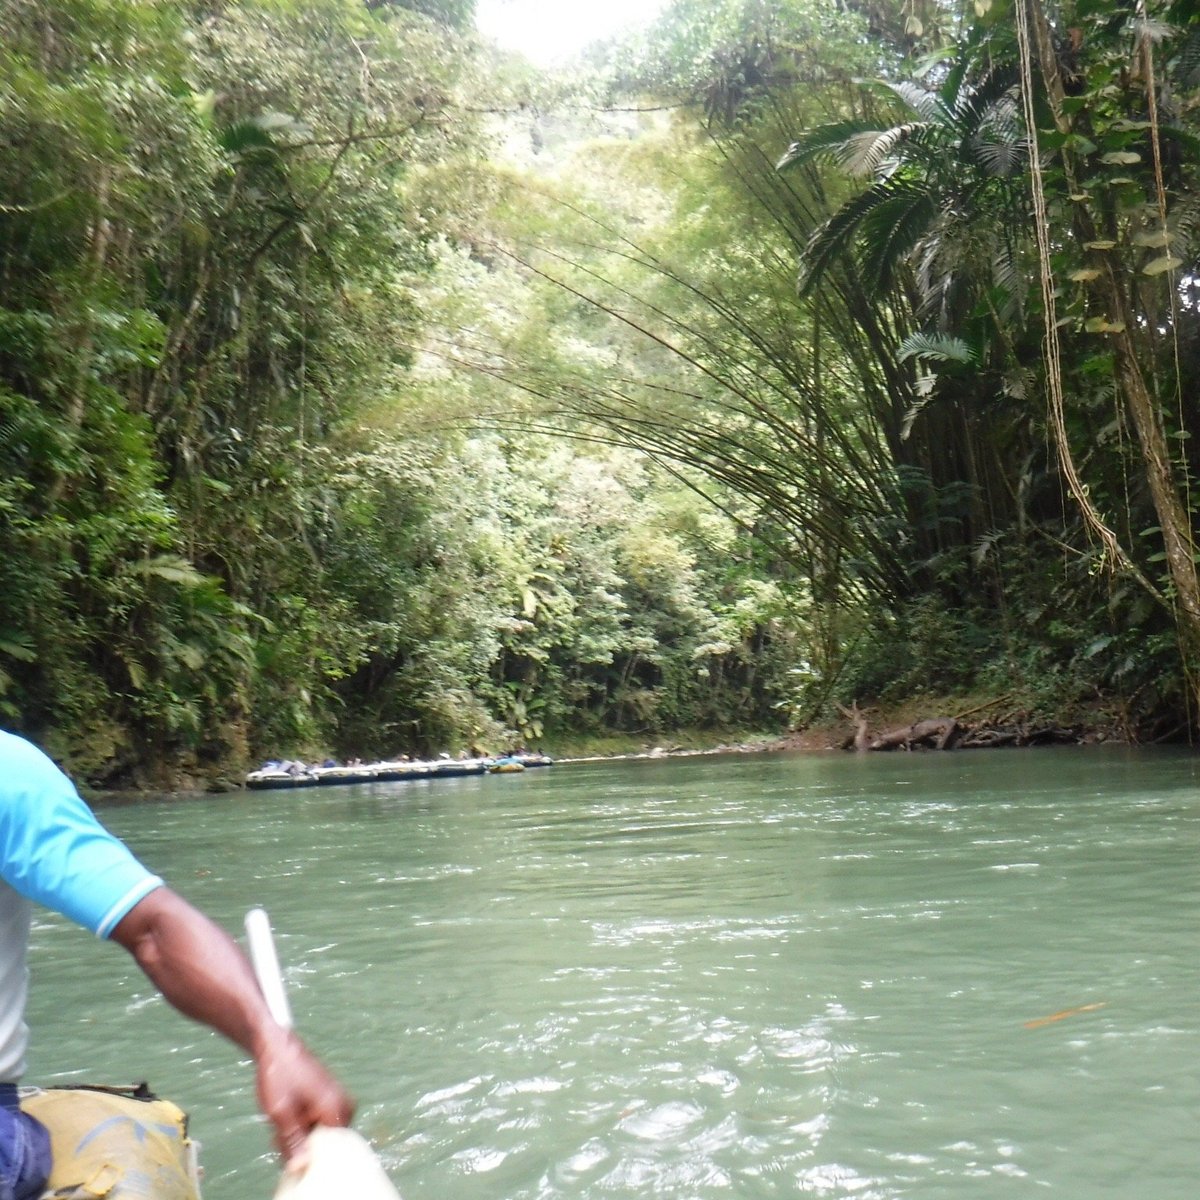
[561,693,1145,766]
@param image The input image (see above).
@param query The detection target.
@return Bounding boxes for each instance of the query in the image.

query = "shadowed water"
[27,748,1200,1198]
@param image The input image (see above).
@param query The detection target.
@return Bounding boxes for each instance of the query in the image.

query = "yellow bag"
[22,1084,200,1200]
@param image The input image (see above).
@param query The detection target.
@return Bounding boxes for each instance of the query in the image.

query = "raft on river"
[244,753,554,791]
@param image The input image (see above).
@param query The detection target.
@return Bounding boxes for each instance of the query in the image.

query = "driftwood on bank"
[837,701,1081,752]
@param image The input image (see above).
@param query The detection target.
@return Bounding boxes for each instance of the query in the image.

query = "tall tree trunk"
[45,166,113,510]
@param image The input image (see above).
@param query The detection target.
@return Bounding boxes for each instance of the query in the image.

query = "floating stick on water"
[1023,1002,1107,1030]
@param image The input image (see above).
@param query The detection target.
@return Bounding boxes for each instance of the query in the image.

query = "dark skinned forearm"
[110,886,354,1158]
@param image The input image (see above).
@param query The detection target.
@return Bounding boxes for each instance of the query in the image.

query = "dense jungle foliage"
[2,0,1199,784]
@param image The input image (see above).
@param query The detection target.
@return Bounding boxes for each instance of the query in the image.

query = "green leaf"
[1133,228,1173,248]
[0,633,36,663]
[189,90,216,119]
[177,644,206,671]
[1142,255,1182,276]
[124,658,147,691]
[133,556,210,587]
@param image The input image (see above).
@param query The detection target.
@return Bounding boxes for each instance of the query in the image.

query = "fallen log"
[836,707,1082,752]
[869,717,961,752]
[960,728,1020,748]
[836,702,872,752]
[1024,725,1080,745]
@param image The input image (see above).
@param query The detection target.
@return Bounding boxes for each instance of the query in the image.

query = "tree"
[0,0,479,774]
[1017,0,1200,673]
[772,0,1200,718]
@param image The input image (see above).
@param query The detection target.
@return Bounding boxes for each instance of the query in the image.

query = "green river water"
[26,747,1200,1198]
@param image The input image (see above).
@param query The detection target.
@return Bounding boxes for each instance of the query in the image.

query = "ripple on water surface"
[29,747,1200,1199]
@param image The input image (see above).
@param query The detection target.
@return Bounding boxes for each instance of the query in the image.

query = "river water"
[27,748,1200,1199]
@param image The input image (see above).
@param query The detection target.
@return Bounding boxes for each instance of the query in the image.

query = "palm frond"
[840,123,929,176]
[1156,122,1200,161]
[1132,16,1178,45]
[951,66,1019,139]
[1002,367,1036,400]
[798,178,927,295]
[972,135,1027,178]
[897,331,977,364]
[1172,25,1200,88]
[901,392,936,441]
[1168,191,1200,268]
[776,120,895,171]
[913,232,956,324]
[972,529,1007,566]
[991,242,1026,322]
[798,187,886,295]
[875,79,952,125]
[857,184,939,292]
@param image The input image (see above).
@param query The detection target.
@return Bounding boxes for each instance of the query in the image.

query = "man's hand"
[256,1029,356,1162]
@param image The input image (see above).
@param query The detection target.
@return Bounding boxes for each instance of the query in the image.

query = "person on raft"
[0,729,354,1200]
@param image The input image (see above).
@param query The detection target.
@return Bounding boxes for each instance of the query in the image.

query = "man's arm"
[110,887,354,1160]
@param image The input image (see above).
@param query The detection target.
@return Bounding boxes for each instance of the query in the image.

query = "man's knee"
[0,1102,51,1200]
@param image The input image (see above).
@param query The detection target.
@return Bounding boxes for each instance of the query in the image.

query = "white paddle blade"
[273,1127,401,1200]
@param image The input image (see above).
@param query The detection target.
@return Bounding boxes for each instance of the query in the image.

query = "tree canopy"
[2,0,1199,783]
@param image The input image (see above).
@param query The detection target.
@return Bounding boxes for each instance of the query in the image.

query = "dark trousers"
[0,1087,50,1200]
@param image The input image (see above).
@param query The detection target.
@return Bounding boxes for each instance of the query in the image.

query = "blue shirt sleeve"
[0,733,163,937]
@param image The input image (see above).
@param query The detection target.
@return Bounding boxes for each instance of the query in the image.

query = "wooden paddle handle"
[245,907,295,1031]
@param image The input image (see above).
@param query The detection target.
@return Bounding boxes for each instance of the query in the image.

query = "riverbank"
[554,690,1154,766]
[88,691,1176,799]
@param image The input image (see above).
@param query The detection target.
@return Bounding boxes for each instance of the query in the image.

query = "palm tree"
[775,45,1040,572]
[777,52,1025,328]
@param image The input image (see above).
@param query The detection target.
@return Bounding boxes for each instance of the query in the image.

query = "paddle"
[244,907,401,1199]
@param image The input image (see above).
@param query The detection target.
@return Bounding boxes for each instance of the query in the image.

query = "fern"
[972,529,1006,566]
